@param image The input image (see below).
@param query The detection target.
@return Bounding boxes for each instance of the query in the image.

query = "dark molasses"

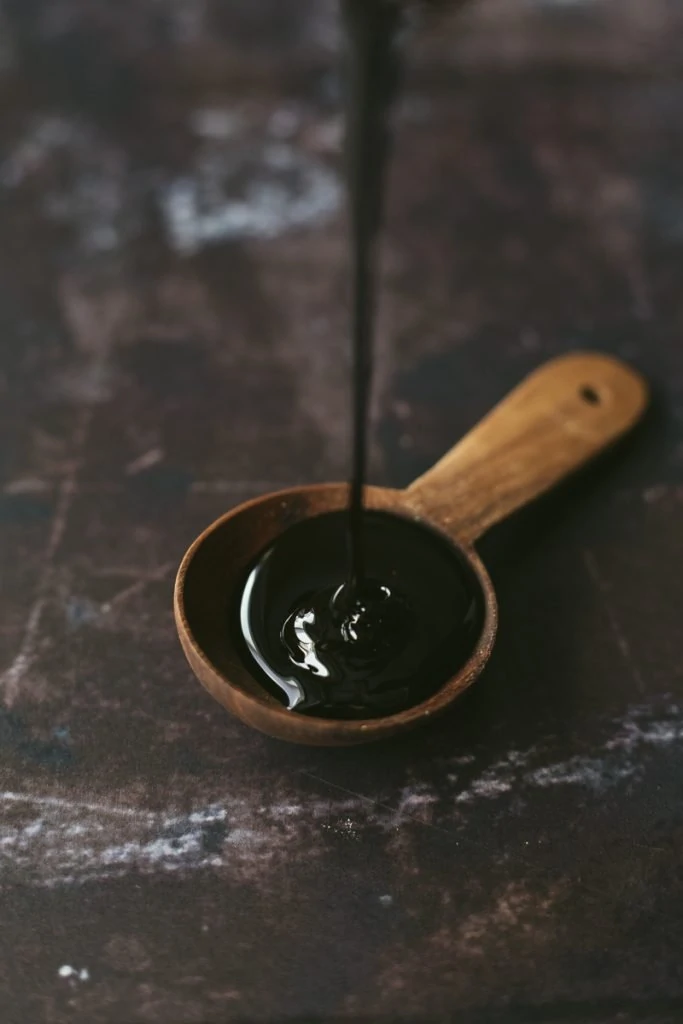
[342,0,403,593]
[236,1,485,718]
[237,510,484,719]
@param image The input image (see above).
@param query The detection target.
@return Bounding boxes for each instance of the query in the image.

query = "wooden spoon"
[174,351,648,746]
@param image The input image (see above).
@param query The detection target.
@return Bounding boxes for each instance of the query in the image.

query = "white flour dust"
[161,101,340,254]
[0,116,137,255]
[452,703,683,805]
[58,965,89,982]
[160,141,340,255]
[0,108,341,259]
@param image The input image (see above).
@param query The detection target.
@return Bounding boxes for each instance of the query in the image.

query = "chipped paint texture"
[0,704,681,887]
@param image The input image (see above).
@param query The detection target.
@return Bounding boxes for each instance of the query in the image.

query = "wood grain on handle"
[406,352,649,545]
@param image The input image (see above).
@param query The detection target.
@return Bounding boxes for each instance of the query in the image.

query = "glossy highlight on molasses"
[237,510,484,718]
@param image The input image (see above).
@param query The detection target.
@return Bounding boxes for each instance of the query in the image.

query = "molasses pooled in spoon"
[237,509,484,719]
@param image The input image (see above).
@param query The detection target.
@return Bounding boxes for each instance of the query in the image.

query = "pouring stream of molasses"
[342,0,403,600]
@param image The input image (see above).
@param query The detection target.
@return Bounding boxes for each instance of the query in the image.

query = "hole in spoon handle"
[406,351,649,545]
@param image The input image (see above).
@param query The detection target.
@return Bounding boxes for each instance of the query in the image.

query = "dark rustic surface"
[2,4,683,1023]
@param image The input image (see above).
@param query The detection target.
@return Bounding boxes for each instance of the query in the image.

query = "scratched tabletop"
[1,3,683,1023]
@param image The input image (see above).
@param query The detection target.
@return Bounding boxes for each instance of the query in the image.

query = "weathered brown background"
[1,1,683,1022]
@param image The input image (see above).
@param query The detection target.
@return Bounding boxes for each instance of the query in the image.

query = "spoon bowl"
[175,482,497,745]
[175,351,648,745]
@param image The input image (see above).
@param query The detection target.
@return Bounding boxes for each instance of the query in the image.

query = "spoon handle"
[405,351,648,545]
